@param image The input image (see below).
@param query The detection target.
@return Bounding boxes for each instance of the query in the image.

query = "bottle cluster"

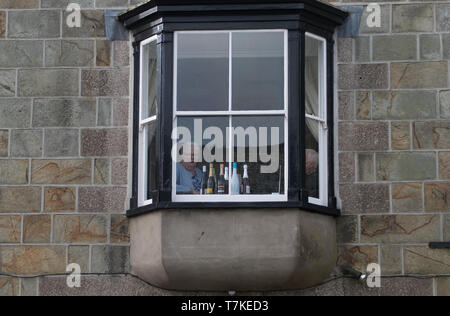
[201,163,251,195]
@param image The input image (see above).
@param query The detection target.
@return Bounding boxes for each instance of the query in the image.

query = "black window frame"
[120,0,348,218]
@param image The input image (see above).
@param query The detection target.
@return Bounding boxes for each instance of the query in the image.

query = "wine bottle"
[213,167,217,194]
[224,166,229,195]
[231,163,240,195]
[217,164,225,194]
[206,163,214,194]
[201,165,208,195]
[242,164,250,194]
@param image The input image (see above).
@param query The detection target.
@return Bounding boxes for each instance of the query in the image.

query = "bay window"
[120,0,346,217]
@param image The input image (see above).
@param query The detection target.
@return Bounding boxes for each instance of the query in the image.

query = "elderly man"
[176,144,203,194]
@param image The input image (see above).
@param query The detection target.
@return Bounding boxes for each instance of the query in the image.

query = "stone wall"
[332,0,450,294]
[0,0,449,296]
[0,0,138,296]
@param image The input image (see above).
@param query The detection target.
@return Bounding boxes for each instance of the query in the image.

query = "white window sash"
[172,30,289,203]
[305,32,328,207]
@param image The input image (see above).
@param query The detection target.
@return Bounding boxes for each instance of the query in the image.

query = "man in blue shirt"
[176,145,203,194]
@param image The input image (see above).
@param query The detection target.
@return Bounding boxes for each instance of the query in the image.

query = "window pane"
[305,36,325,118]
[232,116,285,195]
[232,32,284,111]
[142,41,158,120]
[305,118,319,199]
[175,116,228,195]
[177,33,229,111]
[146,121,158,200]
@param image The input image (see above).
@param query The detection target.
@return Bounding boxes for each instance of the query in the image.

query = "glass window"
[139,37,159,206]
[173,30,288,202]
[305,33,328,206]
[232,32,285,111]
[176,33,229,112]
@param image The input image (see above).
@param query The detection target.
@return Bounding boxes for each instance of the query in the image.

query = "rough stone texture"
[413,121,450,149]
[338,91,354,121]
[381,246,402,275]
[38,275,183,296]
[392,4,434,33]
[53,215,108,244]
[0,11,5,37]
[439,152,450,180]
[68,246,90,273]
[361,215,440,243]
[0,187,41,213]
[96,0,129,8]
[444,35,450,60]
[45,40,94,67]
[420,35,441,60]
[0,41,43,67]
[11,129,43,157]
[23,215,51,243]
[436,278,450,296]
[445,215,450,241]
[44,129,79,157]
[0,0,39,9]
[337,38,352,63]
[96,40,111,67]
[373,35,417,61]
[0,99,31,128]
[0,130,7,157]
[376,152,436,181]
[98,99,112,126]
[91,246,130,274]
[62,10,105,38]
[437,4,450,32]
[338,64,388,90]
[425,183,450,211]
[392,183,423,212]
[111,215,130,244]
[44,187,76,212]
[18,69,79,97]
[0,160,29,184]
[78,187,127,212]
[21,278,37,296]
[114,41,130,67]
[340,184,390,214]
[0,277,19,296]
[42,0,94,8]
[81,129,128,157]
[31,159,91,185]
[339,122,389,151]
[373,91,436,120]
[33,99,96,128]
[358,153,374,182]
[354,37,370,63]
[337,246,378,272]
[8,10,60,38]
[336,215,357,244]
[391,122,410,150]
[113,98,129,126]
[81,69,129,97]
[441,90,450,119]
[0,70,16,96]
[94,158,110,185]
[355,91,370,120]
[391,62,448,89]
[111,158,128,185]
[404,247,450,275]
[0,246,66,275]
[0,215,21,243]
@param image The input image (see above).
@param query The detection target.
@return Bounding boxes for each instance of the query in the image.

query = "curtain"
[305,56,319,142]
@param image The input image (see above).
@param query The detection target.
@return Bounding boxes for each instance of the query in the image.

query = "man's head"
[180,143,201,172]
